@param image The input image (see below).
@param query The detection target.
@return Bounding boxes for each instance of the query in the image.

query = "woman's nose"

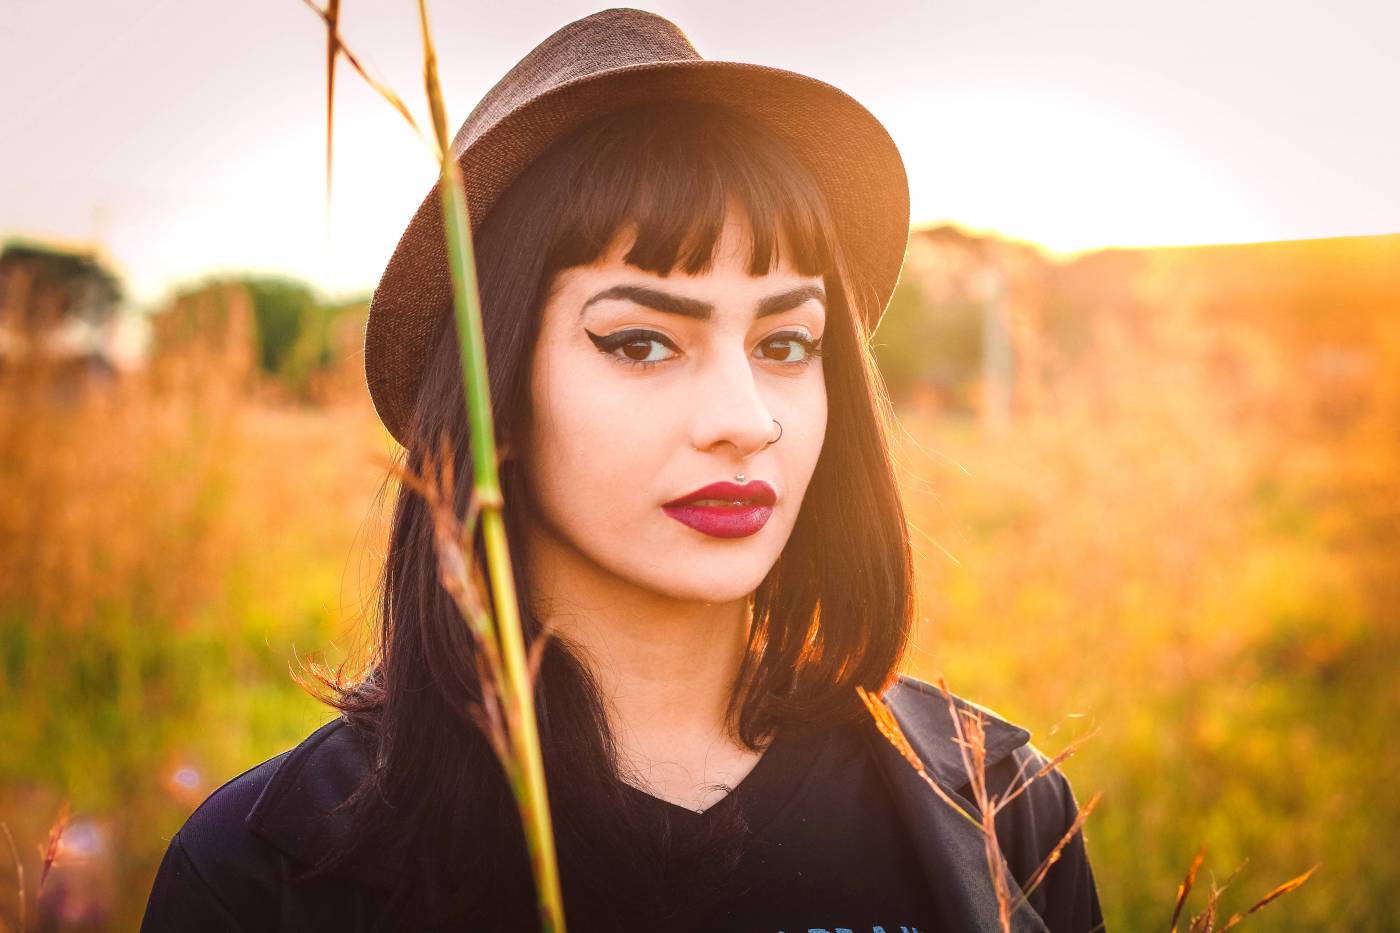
[687,347,775,458]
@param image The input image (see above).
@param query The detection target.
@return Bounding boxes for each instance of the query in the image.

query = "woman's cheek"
[781,405,825,529]
[536,365,652,525]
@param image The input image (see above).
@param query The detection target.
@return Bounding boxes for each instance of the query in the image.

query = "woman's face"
[522,209,828,605]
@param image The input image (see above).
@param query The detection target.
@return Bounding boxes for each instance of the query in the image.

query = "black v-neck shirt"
[614,716,943,933]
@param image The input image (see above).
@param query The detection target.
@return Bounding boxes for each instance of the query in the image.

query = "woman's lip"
[662,480,777,508]
[662,503,773,539]
[662,480,777,538]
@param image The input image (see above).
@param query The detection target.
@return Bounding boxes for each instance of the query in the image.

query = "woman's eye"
[584,328,823,369]
[618,338,672,363]
[757,332,824,365]
[584,328,678,368]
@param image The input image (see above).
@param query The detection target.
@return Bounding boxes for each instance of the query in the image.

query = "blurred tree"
[871,277,983,409]
[241,277,321,378]
[870,278,930,402]
[237,276,360,400]
[152,275,365,401]
[0,239,125,389]
[0,239,123,332]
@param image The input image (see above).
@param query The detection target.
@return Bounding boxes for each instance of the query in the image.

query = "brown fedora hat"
[366,7,909,447]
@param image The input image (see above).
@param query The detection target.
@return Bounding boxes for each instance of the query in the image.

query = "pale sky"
[3,0,1397,308]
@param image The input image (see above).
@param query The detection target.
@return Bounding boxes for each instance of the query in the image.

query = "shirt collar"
[880,673,1032,790]
[244,715,405,891]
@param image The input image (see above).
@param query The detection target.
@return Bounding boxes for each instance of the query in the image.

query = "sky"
[3,0,1398,308]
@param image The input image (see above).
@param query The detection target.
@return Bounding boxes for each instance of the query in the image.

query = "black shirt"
[618,717,942,933]
[141,675,1104,933]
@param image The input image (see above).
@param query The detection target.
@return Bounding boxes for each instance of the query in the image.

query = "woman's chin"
[636,529,788,602]
[634,557,776,605]
[648,579,767,605]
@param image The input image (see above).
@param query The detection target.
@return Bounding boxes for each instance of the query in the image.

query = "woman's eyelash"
[584,328,677,369]
[582,328,825,370]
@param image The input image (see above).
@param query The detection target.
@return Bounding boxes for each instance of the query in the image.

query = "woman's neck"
[526,523,756,750]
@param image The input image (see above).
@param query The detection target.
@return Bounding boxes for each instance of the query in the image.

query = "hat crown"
[452,8,701,157]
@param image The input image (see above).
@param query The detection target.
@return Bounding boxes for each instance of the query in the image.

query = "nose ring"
[734,421,782,482]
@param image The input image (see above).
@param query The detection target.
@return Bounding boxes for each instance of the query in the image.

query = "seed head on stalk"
[2,820,24,933]
[1167,844,1319,933]
[374,439,558,778]
[1,800,71,933]
[859,681,1102,933]
[861,677,1316,933]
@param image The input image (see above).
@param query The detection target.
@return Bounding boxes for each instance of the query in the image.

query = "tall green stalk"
[418,3,565,930]
[436,154,566,931]
[305,0,567,927]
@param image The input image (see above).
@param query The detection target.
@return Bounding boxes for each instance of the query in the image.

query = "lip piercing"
[734,473,746,483]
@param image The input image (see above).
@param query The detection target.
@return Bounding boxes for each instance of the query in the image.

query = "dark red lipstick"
[662,480,777,539]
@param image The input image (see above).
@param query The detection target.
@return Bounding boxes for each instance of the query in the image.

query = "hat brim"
[365,58,910,448]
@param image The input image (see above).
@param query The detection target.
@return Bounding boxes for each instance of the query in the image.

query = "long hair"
[300,100,914,928]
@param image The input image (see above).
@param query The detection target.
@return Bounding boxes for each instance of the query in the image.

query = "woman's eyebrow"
[579,283,827,321]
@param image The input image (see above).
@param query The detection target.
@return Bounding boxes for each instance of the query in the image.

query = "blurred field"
[0,281,394,928]
[1,231,1397,929]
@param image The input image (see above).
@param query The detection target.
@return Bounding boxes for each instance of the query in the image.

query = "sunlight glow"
[899,87,1285,255]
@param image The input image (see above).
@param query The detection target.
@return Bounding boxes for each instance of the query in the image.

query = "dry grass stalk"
[373,439,557,773]
[1170,845,1207,932]
[1,821,23,933]
[0,801,70,933]
[1169,846,1318,932]
[858,679,1101,933]
[35,801,68,907]
[863,672,1317,931]
[297,0,429,170]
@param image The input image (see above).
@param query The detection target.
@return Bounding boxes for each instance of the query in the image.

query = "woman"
[141,9,1103,932]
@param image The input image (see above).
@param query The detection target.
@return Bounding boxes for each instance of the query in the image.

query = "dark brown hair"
[302,100,914,928]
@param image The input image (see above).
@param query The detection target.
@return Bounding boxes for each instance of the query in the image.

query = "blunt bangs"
[542,102,838,282]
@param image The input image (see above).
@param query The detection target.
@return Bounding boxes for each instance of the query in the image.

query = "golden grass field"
[2,234,1398,930]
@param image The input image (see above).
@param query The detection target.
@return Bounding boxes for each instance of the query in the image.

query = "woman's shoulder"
[141,742,296,930]
[141,716,382,932]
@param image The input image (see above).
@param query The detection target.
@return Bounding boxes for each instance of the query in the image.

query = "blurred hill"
[876,226,1400,429]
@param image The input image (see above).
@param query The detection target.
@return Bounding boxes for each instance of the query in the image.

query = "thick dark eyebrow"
[579,283,826,321]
